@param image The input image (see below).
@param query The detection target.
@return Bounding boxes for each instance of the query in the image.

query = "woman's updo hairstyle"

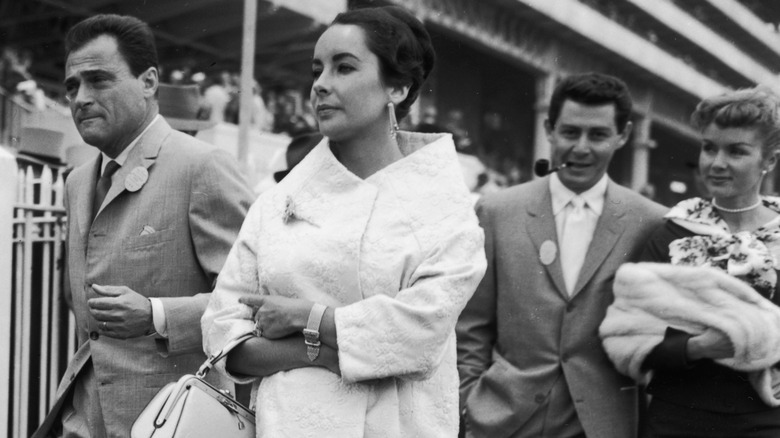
[691,86,780,157]
[332,6,435,120]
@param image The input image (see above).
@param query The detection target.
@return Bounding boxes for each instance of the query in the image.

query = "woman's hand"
[239,295,312,339]
[686,328,735,361]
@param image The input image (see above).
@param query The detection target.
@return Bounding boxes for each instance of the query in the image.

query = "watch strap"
[303,303,327,361]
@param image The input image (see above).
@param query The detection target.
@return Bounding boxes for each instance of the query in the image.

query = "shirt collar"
[549,172,608,216]
[100,114,160,175]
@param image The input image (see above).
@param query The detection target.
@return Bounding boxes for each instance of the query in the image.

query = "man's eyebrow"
[63,68,114,84]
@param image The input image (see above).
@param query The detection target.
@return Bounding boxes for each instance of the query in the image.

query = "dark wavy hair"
[332,6,435,120]
[691,86,780,157]
[547,72,633,133]
[65,14,158,77]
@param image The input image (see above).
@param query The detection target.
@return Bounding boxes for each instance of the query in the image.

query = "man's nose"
[72,84,94,107]
[572,133,590,152]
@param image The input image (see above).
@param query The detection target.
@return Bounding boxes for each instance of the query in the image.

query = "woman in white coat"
[201,6,487,437]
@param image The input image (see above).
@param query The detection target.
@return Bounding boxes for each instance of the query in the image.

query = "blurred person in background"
[203,71,231,123]
[251,80,274,132]
[202,5,486,437]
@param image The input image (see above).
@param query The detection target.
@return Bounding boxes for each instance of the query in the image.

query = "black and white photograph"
[1,0,780,437]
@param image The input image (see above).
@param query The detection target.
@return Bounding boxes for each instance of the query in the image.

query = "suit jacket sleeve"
[157,149,252,355]
[455,198,498,410]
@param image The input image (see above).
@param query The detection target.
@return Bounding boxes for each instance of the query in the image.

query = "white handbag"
[131,333,256,438]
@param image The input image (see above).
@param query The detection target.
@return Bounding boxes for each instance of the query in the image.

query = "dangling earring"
[387,102,399,139]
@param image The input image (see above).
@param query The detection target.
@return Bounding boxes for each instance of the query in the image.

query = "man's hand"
[239,295,312,340]
[88,284,153,339]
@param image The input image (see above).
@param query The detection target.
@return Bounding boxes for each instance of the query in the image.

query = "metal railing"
[1,151,75,437]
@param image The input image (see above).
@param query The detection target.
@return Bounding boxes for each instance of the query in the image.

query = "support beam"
[237,0,258,166]
[517,0,727,100]
[626,0,780,87]
[706,0,780,60]
[532,73,555,178]
[631,114,655,191]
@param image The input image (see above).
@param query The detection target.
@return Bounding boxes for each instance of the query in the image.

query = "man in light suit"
[34,14,253,437]
[457,73,667,438]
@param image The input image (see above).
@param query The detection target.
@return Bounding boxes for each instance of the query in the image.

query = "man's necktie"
[561,196,589,295]
[92,160,120,222]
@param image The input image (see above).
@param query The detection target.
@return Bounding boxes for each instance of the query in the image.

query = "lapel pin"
[540,240,557,265]
[125,167,149,192]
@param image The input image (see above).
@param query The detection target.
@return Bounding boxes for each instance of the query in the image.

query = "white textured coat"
[202,132,486,437]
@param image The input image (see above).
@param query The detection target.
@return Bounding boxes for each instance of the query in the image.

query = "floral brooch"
[282,195,297,224]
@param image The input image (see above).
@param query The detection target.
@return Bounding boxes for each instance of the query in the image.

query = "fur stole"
[599,262,780,407]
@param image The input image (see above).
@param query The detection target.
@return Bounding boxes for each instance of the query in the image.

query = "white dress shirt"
[550,173,608,294]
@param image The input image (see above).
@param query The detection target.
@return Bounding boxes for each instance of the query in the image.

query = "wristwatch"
[303,303,327,361]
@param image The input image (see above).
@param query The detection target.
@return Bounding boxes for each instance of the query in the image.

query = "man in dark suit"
[457,72,667,438]
[34,14,253,437]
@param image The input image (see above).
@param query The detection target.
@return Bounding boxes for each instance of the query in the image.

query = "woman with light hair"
[601,86,780,437]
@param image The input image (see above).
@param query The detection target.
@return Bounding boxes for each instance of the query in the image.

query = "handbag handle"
[196,332,256,378]
[152,332,256,429]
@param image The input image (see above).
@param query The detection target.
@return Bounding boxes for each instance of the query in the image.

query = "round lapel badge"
[125,167,149,192]
[540,240,557,265]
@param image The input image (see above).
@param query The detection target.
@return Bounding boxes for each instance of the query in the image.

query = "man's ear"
[544,118,554,142]
[140,67,158,98]
[617,121,633,149]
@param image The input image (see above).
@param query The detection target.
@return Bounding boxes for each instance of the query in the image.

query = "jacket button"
[534,393,545,404]
[89,331,99,340]
[566,303,575,312]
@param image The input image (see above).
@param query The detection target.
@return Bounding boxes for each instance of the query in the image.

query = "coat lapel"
[525,179,568,298]
[75,156,102,237]
[570,180,627,297]
[96,118,167,219]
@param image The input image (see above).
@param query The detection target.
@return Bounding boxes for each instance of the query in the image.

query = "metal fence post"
[0,146,17,437]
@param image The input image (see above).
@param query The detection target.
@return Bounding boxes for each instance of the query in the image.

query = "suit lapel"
[75,156,101,237]
[524,179,568,298]
[570,180,626,297]
[96,118,167,218]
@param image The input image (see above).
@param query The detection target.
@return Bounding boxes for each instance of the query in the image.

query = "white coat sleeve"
[335,209,486,383]
[200,200,264,383]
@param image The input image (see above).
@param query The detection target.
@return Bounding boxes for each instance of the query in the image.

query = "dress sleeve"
[639,220,698,371]
[640,220,676,263]
[200,200,264,383]
[642,327,693,371]
[334,210,487,383]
